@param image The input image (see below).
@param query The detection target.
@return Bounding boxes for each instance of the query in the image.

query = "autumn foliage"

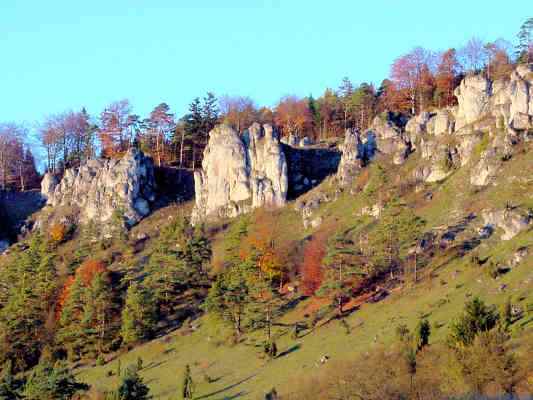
[49,223,68,244]
[300,229,329,296]
[56,259,108,318]
[240,211,291,282]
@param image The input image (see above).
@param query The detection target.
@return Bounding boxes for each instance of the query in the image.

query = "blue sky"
[0,1,529,125]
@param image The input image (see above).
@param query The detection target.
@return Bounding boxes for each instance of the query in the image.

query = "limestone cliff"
[401,64,533,186]
[191,123,288,224]
[41,148,156,228]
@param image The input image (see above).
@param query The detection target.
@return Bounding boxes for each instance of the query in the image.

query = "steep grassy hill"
[73,137,533,399]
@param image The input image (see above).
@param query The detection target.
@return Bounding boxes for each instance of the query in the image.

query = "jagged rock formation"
[337,129,364,186]
[365,113,409,165]
[190,66,532,226]
[192,123,288,224]
[41,148,156,227]
[402,64,533,185]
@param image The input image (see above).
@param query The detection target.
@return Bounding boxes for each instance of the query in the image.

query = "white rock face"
[432,110,455,136]
[337,128,364,186]
[454,74,491,130]
[470,147,501,186]
[192,123,288,224]
[406,111,431,136]
[40,173,59,201]
[41,148,156,227]
[483,209,531,240]
[248,123,288,209]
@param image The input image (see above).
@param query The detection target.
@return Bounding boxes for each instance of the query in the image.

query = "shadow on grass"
[213,391,247,400]
[195,374,256,399]
[142,360,168,372]
[276,344,301,359]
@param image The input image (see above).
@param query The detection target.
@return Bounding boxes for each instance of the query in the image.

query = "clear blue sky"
[1,0,529,125]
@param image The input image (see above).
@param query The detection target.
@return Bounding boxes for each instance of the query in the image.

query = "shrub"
[49,223,68,244]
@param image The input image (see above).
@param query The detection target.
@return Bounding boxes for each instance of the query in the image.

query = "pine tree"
[516,18,533,63]
[121,283,156,345]
[204,260,252,337]
[113,365,151,400]
[81,272,116,357]
[319,232,362,316]
[57,277,86,361]
[0,233,55,371]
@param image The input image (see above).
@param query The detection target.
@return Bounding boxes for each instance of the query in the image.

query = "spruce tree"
[113,365,150,400]
[121,283,156,345]
[57,277,86,361]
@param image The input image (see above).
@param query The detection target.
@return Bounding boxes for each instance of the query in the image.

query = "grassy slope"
[78,141,533,399]
[79,235,532,399]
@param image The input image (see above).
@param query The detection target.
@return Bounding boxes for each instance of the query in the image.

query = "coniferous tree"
[121,283,156,345]
[319,232,362,316]
[22,361,88,400]
[57,276,86,360]
[112,365,151,400]
[416,318,431,350]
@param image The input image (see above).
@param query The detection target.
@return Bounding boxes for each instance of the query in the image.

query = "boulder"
[192,123,288,224]
[42,148,156,228]
[406,111,431,137]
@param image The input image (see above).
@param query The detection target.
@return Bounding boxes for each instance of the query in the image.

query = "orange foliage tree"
[56,259,108,318]
[274,96,312,138]
[435,48,460,108]
[300,230,329,296]
[240,211,292,285]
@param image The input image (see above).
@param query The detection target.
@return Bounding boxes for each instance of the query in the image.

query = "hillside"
[0,63,533,400]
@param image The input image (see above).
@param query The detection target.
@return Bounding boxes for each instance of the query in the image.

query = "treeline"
[2,19,531,192]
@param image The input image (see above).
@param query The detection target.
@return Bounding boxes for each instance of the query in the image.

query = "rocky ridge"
[41,148,156,228]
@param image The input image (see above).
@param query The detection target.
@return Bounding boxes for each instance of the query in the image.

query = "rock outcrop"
[192,123,288,224]
[365,113,409,165]
[482,209,531,240]
[403,65,533,185]
[41,148,156,227]
[454,74,492,130]
[337,128,365,186]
